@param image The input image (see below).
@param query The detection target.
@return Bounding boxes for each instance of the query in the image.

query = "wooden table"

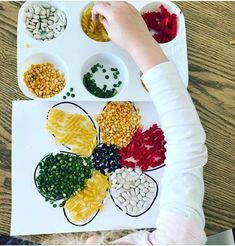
[0,1,234,244]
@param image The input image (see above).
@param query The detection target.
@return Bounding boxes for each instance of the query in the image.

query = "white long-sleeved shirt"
[111,61,208,245]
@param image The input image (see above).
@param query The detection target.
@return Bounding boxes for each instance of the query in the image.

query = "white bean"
[35,22,40,30]
[27,24,35,29]
[146,192,152,198]
[137,194,143,200]
[143,197,150,201]
[116,183,122,190]
[42,3,50,8]
[117,188,125,194]
[137,200,144,208]
[140,190,145,197]
[111,172,116,179]
[143,188,148,193]
[28,6,34,14]
[25,12,33,18]
[141,178,146,184]
[35,6,41,15]
[144,182,149,188]
[34,34,41,39]
[115,169,122,174]
[130,188,135,196]
[131,196,138,202]
[118,196,125,203]
[123,200,129,207]
[143,202,149,209]
[130,200,136,206]
[148,188,155,193]
[33,14,39,20]
[135,168,142,175]
[112,192,119,198]
[122,193,129,200]
[40,8,46,16]
[41,22,48,28]
[132,206,138,215]
[127,205,133,213]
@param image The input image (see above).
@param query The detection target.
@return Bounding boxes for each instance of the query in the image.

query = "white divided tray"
[17,1,188,101]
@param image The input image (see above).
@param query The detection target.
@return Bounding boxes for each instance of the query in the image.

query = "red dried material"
[119,124,166,171]
[142,4,177,43]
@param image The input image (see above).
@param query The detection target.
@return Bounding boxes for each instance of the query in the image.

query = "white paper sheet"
[11,100,165,236]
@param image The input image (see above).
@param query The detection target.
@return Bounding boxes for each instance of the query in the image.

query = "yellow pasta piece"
[65,171,111,222]
[47,108,97,156]
[81,3,109,42]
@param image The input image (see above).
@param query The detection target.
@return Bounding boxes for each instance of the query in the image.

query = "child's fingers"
[100,18,109,31]
[92,2,111,21]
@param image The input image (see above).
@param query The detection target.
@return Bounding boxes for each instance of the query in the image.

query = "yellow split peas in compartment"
[23,63,65,98]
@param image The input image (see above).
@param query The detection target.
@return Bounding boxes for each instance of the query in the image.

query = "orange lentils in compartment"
[23,63,66,98]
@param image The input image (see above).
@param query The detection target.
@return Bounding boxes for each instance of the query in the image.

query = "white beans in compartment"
[23,2,67,41]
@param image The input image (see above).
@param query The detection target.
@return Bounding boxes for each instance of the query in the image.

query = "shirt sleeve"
[110,61,208,245]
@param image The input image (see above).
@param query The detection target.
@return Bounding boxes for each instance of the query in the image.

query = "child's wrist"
[128,37,168,73]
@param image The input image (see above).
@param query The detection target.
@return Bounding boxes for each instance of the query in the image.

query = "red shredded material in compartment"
[118,124,166,171]
[142,4,177,43]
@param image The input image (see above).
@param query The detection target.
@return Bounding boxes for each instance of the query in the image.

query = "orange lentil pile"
[96,102,142,148]
[23,63,66,98]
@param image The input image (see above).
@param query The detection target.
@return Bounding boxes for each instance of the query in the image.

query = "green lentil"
[71,93,75,98]
[63,96,66,100]
[70,88,74,92]
[66,92,70,96]
[35,153,93,207]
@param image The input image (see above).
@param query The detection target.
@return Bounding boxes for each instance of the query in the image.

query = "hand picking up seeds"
[23,63,66,98]
[23,3,66,41]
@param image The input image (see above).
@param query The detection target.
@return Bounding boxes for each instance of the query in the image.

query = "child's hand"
[92,2,150,53]
[92,1,167,73]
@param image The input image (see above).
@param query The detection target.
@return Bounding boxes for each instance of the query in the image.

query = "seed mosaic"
[35,102,166,224]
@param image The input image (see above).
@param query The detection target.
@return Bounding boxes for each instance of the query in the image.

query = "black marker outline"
[109,172,158,217]
[144,163,166,172]
[63,208,99,227]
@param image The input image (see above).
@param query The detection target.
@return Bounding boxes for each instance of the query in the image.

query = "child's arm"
[90,2,208,245]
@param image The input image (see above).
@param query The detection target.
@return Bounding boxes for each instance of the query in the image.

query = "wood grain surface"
[0,1,234,244]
